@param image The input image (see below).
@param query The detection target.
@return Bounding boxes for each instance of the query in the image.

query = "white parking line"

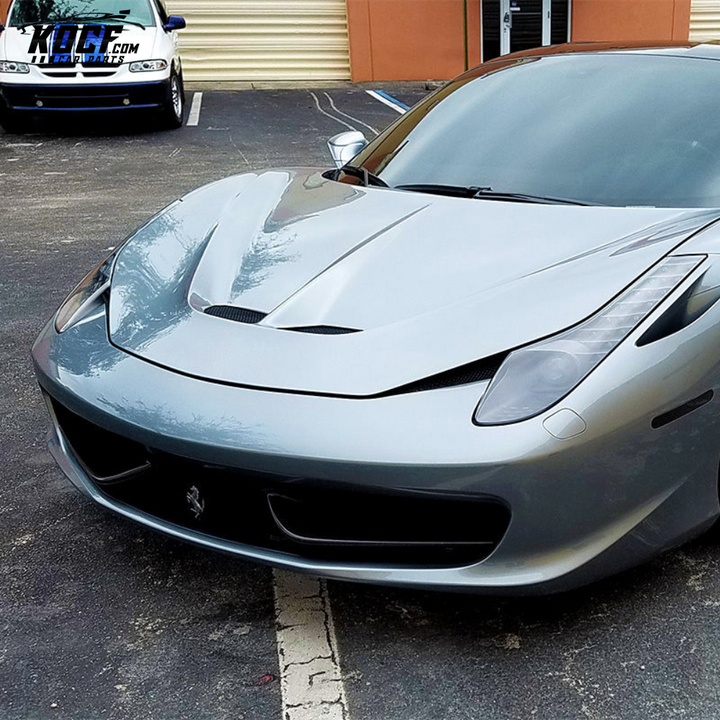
[323,92,378,136]
[366,89,408,114]
[187,92,203,126]
[310,91,355,132]
[273,570,349,720]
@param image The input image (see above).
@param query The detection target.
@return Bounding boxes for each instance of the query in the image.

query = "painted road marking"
[323,92,378,136]
[187,92,203,126]
[366,89,409,114]
[273,570,349,720]
[310,91,355,132]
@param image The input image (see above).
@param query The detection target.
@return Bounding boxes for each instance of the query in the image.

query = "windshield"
[9,0,156,26]
[349,53,720,208]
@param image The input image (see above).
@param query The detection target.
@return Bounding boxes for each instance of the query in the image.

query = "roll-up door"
[166,0,351,81]
[690,0,720,42]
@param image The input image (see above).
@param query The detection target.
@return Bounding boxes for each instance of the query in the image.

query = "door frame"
[481,0,573,62]
[541,0,551,45]
[500,0,510,56]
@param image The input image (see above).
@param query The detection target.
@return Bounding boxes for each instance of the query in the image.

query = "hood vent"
[204,306,360,334]
[287,325,360,335]
[205,305,267,324]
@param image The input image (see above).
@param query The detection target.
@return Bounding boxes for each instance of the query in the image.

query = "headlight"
[55,250,118,333]
[0,61,30,73]
[129,59,168,72]
[474,255,704,425]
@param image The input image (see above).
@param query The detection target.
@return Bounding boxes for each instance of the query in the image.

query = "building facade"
[2,0,720,81]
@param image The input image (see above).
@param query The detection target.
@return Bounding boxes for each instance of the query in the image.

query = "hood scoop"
[204,305,360,335]
[110,169,719,396]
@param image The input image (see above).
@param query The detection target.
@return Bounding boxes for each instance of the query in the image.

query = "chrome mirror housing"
[327,131,367,169]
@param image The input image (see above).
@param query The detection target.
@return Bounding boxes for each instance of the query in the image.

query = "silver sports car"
[32,43,720,593]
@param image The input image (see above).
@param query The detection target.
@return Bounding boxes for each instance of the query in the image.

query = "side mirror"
[327,131,367,169]
[163,15,186,31]
[0,24,5,32]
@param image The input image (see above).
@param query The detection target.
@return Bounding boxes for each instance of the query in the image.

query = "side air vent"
[287,325,360,335]
[205,306,267,324]
[379,352,508,397]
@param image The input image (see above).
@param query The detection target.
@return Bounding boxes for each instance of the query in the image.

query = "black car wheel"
[159,71,184,129]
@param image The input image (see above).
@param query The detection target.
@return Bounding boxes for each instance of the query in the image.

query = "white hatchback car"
[0,0,185,132]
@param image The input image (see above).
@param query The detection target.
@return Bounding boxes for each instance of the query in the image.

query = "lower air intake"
[49,398,511,568]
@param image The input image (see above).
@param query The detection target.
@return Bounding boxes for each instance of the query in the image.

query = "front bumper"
[31,307,720,593]
[0,80,170,111]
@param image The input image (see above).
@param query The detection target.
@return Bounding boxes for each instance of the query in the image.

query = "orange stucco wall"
[572,0,691,43]
[1,0,10,24]
[347,0,482,81]
[348,0,692,82]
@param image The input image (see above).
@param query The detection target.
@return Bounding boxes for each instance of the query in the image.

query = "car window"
[9,0,157,26]
[350,54,720,208]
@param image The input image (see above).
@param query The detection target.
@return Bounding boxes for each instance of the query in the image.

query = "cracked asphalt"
[2,84,720,720]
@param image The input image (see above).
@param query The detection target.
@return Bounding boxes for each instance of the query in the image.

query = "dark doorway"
[482,0,571,62]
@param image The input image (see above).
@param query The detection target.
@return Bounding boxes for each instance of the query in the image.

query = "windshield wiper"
[472,188,592,206]
[54,12,145,29]
[394,183,477,198]
[15,21,46,30]
[336,165,389,188]
[395,183,592,205]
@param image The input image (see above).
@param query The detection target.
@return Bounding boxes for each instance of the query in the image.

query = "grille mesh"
[288,325,360,335]
[205,306,359,335]
[205,306,267,324]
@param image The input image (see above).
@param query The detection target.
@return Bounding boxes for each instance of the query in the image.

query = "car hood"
[108,169,719,396]
[0,25,158,66]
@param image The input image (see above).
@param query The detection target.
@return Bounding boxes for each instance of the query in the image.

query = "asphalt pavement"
[2,82,720,720]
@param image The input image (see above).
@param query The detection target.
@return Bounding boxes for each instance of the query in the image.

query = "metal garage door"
[690,0,720,41]
[166,0,351,81]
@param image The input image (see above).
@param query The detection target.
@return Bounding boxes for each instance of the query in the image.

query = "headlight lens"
[129,59,168,72]
[474,255,704,425]
[55,250,117,333]
[0,61,30,73]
